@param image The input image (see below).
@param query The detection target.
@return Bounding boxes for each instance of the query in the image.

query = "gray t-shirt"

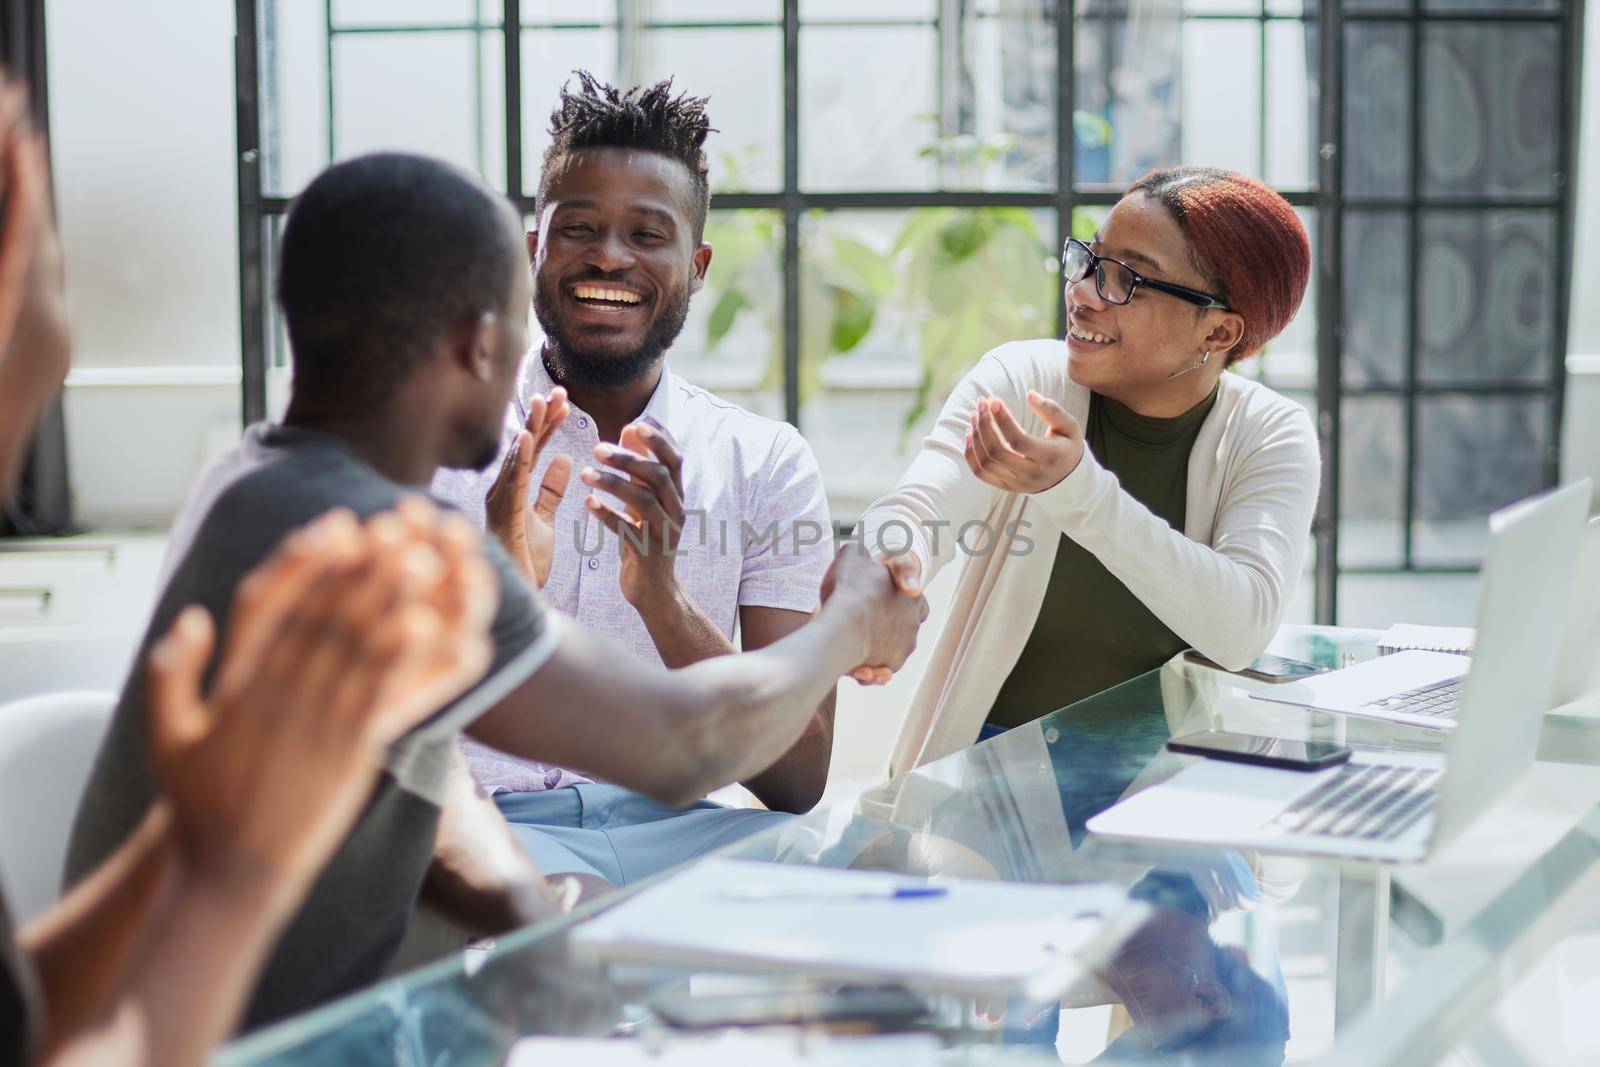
[63,424,553,1032]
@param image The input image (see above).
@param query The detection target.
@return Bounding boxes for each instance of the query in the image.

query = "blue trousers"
[495,783,792,885]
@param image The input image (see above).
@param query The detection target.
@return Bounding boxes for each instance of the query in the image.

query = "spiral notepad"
[1377,624,1476,656]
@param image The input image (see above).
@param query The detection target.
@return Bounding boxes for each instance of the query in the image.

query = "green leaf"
[829,288,875,353]
[938,212,994,260]
[830,236,896,298]
[705,288,748,349]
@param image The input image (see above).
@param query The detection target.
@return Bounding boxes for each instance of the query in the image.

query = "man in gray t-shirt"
[66,423,551,1028]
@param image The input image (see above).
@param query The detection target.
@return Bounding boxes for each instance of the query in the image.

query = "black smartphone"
[1166,730,1351,771]
[1183,650,1327,684]
[649,987,929,1031]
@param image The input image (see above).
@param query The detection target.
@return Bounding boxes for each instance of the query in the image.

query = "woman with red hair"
[859,166,1319,773]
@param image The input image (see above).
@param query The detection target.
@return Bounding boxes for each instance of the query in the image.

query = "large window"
[236,0,1580,624]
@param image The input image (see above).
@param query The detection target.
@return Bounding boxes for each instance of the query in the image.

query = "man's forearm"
[635,586,734,669]
[740,689,835,814]
[470,600,868,807]
[637,590,835,813]
[421,755,561,937]
[735,605,838,813]
[667,605,862,799]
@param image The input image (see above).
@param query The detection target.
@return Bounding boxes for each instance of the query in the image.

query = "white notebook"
[1377,624,1476,656]
[570,858,1146,1002]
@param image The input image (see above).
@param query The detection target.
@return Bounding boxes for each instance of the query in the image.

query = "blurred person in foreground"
[858,167,1319,772]
[0,74,500,1067]
[64,146,925,1031]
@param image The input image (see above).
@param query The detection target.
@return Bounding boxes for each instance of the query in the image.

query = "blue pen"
[719,884,948,902]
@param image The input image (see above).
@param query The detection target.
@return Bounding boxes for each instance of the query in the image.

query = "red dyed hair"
[1126,167,1310,365]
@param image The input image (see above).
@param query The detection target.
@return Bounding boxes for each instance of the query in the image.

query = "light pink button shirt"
[432,356,834,795]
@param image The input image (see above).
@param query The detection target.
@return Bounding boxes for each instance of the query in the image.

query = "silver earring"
[1167,350,1211,381]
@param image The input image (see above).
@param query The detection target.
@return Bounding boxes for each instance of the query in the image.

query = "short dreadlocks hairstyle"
[536,72,715,241]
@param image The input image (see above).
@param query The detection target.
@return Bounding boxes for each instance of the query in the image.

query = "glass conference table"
[217,627,1600,1066]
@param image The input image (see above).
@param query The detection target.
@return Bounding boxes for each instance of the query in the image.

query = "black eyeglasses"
[1062,238,1230,311]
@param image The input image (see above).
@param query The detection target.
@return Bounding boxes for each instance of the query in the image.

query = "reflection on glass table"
[218,627,1600,1067]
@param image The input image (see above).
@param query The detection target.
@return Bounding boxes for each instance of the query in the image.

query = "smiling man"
[433,74,838,896]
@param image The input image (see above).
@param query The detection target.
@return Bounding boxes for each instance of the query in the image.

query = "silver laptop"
[1248,478,1595,731]
[1087,481,1590,863]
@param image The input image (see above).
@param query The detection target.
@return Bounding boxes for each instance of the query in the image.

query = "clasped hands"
[483,387,686,612]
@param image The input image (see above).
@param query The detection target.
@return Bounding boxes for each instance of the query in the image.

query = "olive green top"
[986,384,1220,729]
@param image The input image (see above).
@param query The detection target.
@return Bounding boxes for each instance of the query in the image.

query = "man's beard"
[535,274,692,390]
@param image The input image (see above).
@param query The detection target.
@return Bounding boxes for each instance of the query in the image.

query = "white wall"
[47,0,242,527]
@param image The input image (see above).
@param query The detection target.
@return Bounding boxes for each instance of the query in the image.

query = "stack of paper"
[570,858,1145,1002]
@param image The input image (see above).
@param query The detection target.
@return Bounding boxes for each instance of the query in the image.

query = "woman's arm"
[1029,400,1320,669]
[855,348,1027,591]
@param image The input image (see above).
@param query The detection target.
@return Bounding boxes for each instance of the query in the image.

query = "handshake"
[820,543,929,688]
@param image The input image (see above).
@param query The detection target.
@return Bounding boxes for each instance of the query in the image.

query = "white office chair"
[0,691,116,925]
[1553,516,1600,709]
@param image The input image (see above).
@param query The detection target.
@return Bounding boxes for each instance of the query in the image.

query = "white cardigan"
[859,338,1321,775]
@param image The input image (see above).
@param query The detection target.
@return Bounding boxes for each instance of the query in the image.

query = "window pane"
[521,0,613,24]
[800,0,936,19]
[333,0,503,27]
[1342,209,1410,387]
[262,1,330,196]
[1423,0,1556,15]
[1413,396,1549,565]
[1265,19,1317,189]
[1419,210,1555,385]
[801,7,1055,192]
[800,26,936,190]
[652,0,780,17]
[521,25,781,197]
[1180,20,1263,175]
[1339,395,1405,568]
[799,209,1057,520]
[671,210,785,422]
[264,217,293,422]
[1076,8,1270,185]
[1073,10,1180,185]
[638,29,782,193]
[1343,21,1411,199]
[332,31,505,190]
[521,28,619,198]
[1421,24,1559,199]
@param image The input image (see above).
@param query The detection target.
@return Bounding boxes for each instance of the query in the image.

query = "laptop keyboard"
[1269,762,1440,842]
[1363,676,1461,719]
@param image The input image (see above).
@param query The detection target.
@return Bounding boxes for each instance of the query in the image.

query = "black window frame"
[232,0,1583,624]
